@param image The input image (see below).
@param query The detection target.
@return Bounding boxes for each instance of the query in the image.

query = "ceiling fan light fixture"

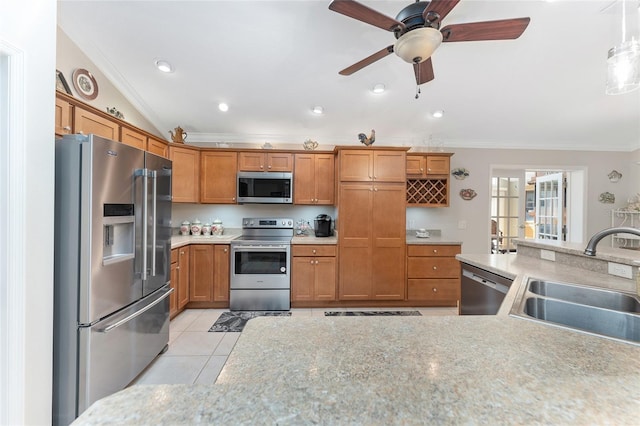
[606,40,640,95]
[394,27,443,64]
[154,59,173,73]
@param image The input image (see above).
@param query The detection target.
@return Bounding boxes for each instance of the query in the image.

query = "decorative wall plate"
[451,168,469,180]
[72,68,99,100]
[460,189,477,200]
[607,170,622,183]
[599,192,615,204]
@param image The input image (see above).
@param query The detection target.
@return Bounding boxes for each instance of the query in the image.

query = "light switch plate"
[608,262,633,279]
[540,249,556,261]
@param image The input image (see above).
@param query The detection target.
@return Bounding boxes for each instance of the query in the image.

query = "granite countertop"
[170,229,242,249]
[291,234,337,245]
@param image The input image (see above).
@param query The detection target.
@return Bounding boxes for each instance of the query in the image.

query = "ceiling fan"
[328,0,531,87]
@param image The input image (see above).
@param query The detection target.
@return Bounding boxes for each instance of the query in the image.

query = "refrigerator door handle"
[151,170,157,277]
[98,287,173,333]
[135,168,149,281]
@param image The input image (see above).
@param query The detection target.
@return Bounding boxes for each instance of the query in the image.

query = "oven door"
[231,244,291,289]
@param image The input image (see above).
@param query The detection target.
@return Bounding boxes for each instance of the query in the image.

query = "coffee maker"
[314,214,332,237]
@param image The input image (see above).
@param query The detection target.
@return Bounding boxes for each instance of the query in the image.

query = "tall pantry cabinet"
[336,148,408,300]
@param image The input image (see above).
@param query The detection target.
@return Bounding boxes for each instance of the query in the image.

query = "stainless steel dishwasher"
[460,263,513,315]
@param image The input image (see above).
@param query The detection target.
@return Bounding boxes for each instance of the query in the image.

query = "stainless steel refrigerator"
[53,134,173,425]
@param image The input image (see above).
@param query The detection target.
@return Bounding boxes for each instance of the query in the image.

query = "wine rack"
[407,179,449,207]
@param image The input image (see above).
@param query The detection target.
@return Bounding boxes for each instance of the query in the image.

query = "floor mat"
[209,311,291,332]
[324,311,422,316]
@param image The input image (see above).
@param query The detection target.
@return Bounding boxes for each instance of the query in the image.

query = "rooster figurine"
[358,129,375,146]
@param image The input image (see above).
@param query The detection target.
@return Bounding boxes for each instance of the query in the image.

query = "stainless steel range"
[230,217,294,311]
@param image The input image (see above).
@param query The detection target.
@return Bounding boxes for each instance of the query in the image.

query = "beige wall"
[56,27,165,139]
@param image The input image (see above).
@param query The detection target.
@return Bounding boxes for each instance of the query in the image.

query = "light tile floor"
[131,307,458,386]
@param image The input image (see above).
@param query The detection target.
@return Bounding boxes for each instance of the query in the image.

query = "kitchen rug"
[324,311,422,316]
[209,311,291,332]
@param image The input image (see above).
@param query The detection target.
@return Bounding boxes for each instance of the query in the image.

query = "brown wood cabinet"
[406,244,461,306]
[293,153,335,205]
[188,244,229,304]
[147,137,169,158]
[338,182,406,300]
[291,245,337,302]
[406,153,452,207]
[55,96,73,137]
[170,246,190,318]
[200,151,238,204]
[238,152,293,172]
[73,105,120,140]
[120,126,147,150]
[170,252,178,318]
[339,149,406,183]
[406,154,450,176]
[169,145,200,203]
[213,245,230,303]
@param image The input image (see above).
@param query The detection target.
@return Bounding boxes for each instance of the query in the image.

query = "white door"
[535,173,564,240]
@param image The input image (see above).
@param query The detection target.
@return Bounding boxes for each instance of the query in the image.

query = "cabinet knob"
[63,126,71,131]
[312,249,317,254]
[433,249,438,254]
[432,287,438,292]
[232,197,236,201]
[427,168,432,172]
[260,165,264,169]
[310,260,314,264]
[433,266,437,270]
[224,248,228,253]
[176,266,180,270]
[315,260,319,265]
[268,165,272,169]
[420,168,424,172]
[374,175,377,180]
[180,251,184,255]
[374,187,378,192]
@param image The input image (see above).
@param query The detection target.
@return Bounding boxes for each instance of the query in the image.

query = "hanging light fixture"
[606,0,640,95]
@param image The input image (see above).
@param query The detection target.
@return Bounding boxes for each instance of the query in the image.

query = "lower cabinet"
[291,245,337,303]
[189,244,230,304]
[406,244,461,306]
[170,246,190,318]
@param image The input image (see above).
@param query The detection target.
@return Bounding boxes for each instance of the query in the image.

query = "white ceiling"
[57,0,640,151]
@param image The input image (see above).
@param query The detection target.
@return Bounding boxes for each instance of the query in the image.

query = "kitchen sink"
[510,278,640,346]
[527,280,640,313]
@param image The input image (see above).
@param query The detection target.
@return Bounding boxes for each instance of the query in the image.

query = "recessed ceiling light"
[154,59,173,73]
[312,106,324,114]
[432,110,444,118]
[372,83,386,94]
[218,103,229,112]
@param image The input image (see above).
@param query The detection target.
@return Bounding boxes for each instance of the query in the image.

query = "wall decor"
[106,107,124,120]
[72,68,99,100]
[459,189,477,200]
[358,129,375,146]
[451,168,469,180]
[262,142,273,149]
[169,126,187,143]
[607,170,622,183]
[303,139,318,150]
[599,192,615,204]
[55,70,72,95]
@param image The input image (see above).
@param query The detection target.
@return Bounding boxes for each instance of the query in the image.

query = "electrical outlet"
[608,262,633,279]
[540,250,556,261]
[458,220,467,230]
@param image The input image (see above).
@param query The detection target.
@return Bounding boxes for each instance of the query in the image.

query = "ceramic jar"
[211,218,224,236]
[190,219,202,236]
[180,221,190,236]
[202,222,212,236]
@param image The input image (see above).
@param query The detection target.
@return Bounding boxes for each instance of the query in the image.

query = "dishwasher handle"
[462,268,510,294]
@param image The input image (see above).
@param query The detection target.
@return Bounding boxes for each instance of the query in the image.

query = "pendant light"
[606,0,640,95]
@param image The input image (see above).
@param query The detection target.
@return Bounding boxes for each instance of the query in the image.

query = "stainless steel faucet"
[584,227,640,256]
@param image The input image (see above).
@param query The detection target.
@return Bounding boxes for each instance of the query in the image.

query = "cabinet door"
[291,257,315,301]
[121,126,147,150]
[74,106,120,140]
[189,245,213,302]
[169,146,200,203]
[372,184,406,299]
[147,137,168,158]
[339,150,372,182]
[407,279,459,301]
[338,183,373,299]
[293,154,315,204]
[406,155,426,176]
[238,152,265,171]
[315,257,337,300]
[315,154,335,205]
[373,151,406,182]
[267,153,293,172]
[55,97,73,137]
[407,257,460,279]
[177,247,190,309]
[426,156,450,175]
[213,245,230,303]
[201,151,238,204]
[170,261,178,317]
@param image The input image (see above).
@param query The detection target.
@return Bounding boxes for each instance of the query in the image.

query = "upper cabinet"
[200,151,238,204]
[147,137,169,158]
[293,153,335,205]
[169,145,200,203]
[338,149,406,182]
[120,126,147,151]
[238,152,293,172]
[407,154,450,177]
[73,105,120,141]
[55,96,73,138]
[406,152,453,207]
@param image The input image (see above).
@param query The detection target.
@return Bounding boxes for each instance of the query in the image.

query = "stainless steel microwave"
[237,171,293,204]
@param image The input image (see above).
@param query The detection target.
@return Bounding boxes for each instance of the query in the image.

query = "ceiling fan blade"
[441,18,531,42]
[329,0,406,32]
[339,46,394,76]
[422,0,461,24]
[413,57,435,85]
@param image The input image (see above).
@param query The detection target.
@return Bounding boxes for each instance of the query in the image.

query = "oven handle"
[232,245,289,251]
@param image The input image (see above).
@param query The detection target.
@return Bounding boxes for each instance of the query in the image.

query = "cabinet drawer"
[292,245,336,257]
[407,245,460,257]
[171,249,178,263]
[408,279,459,301]
[407,257,460,278]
